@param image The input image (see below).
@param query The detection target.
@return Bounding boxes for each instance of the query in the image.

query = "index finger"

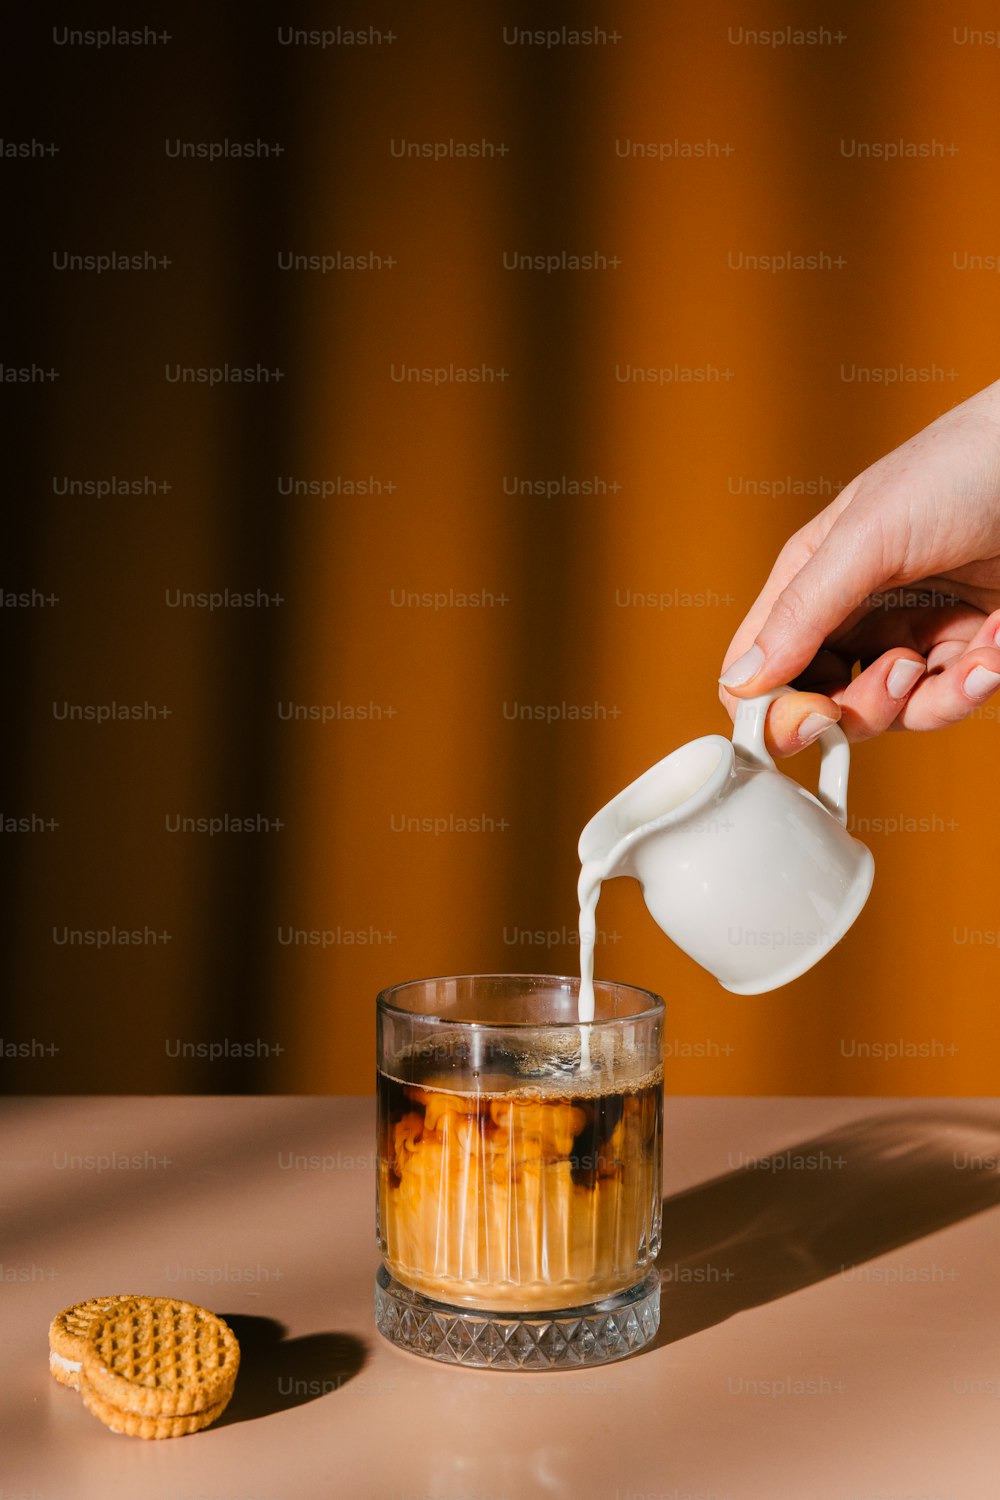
[719,485,858,682]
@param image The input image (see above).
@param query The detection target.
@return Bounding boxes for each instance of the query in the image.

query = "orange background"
[4,0,1000,1093]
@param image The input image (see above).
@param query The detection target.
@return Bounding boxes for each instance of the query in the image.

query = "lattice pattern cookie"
[48,1295,141,1390]
[49,1294,240,1438]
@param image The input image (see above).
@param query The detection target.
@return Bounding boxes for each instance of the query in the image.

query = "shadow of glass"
[215,1315,368,1424]
[653,1107,1000,1349]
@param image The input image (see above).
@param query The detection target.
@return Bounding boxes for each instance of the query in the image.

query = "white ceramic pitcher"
[577,686,875,994]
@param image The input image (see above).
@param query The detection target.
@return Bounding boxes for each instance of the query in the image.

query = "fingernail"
[719,643,765,688]
[797,712,839,746]
[963,665,1000,702]
[993,625,1000,647]
[886,659,924,700]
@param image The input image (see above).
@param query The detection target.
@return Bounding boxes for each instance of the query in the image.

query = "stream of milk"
[577,859,602,1027]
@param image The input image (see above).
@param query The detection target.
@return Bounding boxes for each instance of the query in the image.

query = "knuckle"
[922,688,966,732]
[769,582,815,634]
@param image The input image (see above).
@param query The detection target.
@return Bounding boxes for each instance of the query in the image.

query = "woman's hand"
[719,380,1000,754]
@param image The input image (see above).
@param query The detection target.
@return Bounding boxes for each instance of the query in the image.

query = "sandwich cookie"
[50,1294,240,1438]
[48,1295,141,1391]
[79,1296,240,1438]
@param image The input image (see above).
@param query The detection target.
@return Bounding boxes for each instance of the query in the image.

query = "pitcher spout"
[578,734,733,880]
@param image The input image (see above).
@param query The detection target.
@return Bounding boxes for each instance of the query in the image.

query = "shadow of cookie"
[215,1315,367,1424]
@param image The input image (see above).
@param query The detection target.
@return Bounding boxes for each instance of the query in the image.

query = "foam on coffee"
[389,1033,662,1101]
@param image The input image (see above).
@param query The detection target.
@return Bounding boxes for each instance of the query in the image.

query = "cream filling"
[49,1350,81,1374]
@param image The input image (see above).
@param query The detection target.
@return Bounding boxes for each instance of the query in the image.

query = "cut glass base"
[374,1265,660,1369]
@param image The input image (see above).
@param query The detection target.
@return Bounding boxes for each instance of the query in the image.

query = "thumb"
[720,509,893,693]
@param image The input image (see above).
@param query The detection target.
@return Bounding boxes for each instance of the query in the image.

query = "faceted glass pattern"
[375,1265,661,1369]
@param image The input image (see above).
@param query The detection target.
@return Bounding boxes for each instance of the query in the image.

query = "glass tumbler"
[375,974,664,1369]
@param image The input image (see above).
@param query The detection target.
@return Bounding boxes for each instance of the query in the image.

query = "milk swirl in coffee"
[377,1032,662,1311]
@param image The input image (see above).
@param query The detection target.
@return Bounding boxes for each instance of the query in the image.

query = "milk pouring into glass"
[372,687,875,1369]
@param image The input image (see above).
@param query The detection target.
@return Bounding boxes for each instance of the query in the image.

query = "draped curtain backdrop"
[4,0,999,1092]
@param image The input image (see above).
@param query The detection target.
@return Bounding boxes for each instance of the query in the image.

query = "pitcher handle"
[730,684,850,826]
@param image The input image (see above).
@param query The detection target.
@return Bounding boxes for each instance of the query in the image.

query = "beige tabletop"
[3,1095,1000,1500]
